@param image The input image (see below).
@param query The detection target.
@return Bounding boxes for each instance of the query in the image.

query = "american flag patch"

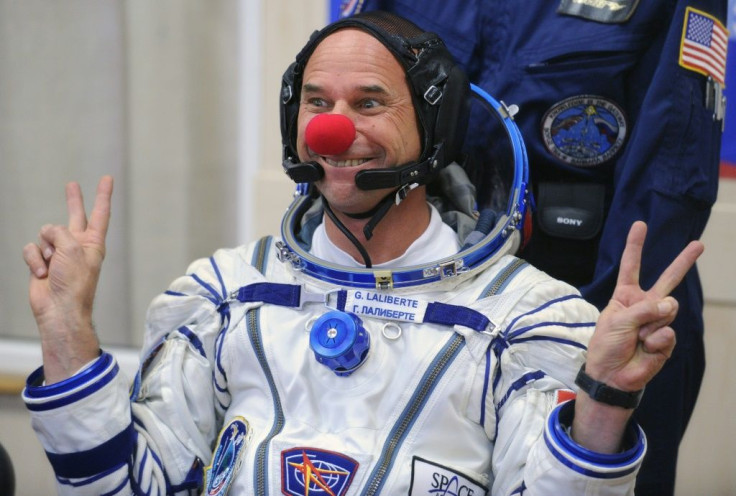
[679,7,728,85]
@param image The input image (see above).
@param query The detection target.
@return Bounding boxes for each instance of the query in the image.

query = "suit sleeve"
[484,269,644,495]
[22,247,256,495]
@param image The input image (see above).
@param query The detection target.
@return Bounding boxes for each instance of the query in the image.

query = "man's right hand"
[22,176,114,384]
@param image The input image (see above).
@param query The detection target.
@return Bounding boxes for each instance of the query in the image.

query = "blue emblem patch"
[281,447,359,496]
[204,417,249,496]
[541,95,627,167]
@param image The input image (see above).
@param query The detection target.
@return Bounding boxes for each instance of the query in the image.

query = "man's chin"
[322,195,381,217]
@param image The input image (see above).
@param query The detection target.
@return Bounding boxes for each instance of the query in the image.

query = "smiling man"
[298,28,439,266]
[22,11,703,496]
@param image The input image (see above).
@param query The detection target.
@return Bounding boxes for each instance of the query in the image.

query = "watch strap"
[575,363,643,409]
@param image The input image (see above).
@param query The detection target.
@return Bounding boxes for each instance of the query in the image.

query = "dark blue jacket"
[345,2,727,493]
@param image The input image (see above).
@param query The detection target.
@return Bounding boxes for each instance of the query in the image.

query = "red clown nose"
[305,113,356,156]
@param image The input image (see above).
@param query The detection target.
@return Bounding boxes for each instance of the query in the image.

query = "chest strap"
[226,283,493,333]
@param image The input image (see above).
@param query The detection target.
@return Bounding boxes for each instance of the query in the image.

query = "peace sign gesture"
[584,221,705,391]
[572,221,704,453]
[23,176,114,384]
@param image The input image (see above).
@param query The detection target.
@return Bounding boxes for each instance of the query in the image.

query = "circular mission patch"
[541,95,627,167]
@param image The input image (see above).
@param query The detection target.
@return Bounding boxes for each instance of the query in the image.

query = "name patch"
[410,456,488,496]
[557,0,638,23]
[344,290,428,323]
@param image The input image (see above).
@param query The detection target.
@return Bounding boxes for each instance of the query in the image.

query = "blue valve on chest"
[309,311,370,377]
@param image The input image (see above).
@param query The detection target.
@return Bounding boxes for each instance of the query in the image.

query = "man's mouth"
[324,157,371,168]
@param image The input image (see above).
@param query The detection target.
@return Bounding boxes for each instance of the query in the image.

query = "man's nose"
[305,113,356,155]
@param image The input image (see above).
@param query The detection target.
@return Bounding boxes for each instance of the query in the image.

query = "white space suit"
[23,229,645,495]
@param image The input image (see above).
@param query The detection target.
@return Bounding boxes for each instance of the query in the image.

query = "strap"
[233,283,301,307]
[575,363,643,409]
[228,282,492,333]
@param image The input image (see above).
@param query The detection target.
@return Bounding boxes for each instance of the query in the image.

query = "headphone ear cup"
[280,62,300,161]
[409,49,470,171]
[434,63,470,167]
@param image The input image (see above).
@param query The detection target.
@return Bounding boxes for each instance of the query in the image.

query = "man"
[22,12,702,495]
[349,2,727,493]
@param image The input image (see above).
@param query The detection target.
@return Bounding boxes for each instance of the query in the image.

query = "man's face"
[296,28,421,215]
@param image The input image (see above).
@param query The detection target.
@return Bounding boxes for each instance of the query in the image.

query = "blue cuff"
[46,422,135,479]
[24,352,119,412]
[544,400,645,479]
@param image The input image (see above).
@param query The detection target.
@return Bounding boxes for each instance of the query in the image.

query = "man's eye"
[359,99,380,109]
[307,98,327,107]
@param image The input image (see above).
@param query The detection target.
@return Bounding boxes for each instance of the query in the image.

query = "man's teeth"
[324,157,370,167]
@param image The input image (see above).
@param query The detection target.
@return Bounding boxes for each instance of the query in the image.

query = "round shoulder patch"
[205,417,249,496]
[541,95,627,167]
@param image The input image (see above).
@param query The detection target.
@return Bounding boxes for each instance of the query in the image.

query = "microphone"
[285,113,441,191]
[305,113,355,156]
[301,112,442,191]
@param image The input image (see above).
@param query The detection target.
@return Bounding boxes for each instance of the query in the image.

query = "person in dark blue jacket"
[342,1,727,494]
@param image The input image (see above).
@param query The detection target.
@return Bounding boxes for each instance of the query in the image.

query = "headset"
[277,82,530,289]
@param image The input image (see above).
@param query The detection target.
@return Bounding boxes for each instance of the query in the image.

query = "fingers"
[23,242,48,279]
[650,240,705,298]
[640,326,676,357]
[634,295,678,325]
[624,297,677,359]
[25,177,113,277]
[637,296,679,339]
[66,176,113,242]
[616,221,646,289]
[24,224,73,278]
[66,182,87,233]
[605,295,678,343]
[37,223,56,260]
[617,221,705,299]
[87,176,114,242]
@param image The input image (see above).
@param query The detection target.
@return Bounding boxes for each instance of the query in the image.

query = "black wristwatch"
[575,363,644,409]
